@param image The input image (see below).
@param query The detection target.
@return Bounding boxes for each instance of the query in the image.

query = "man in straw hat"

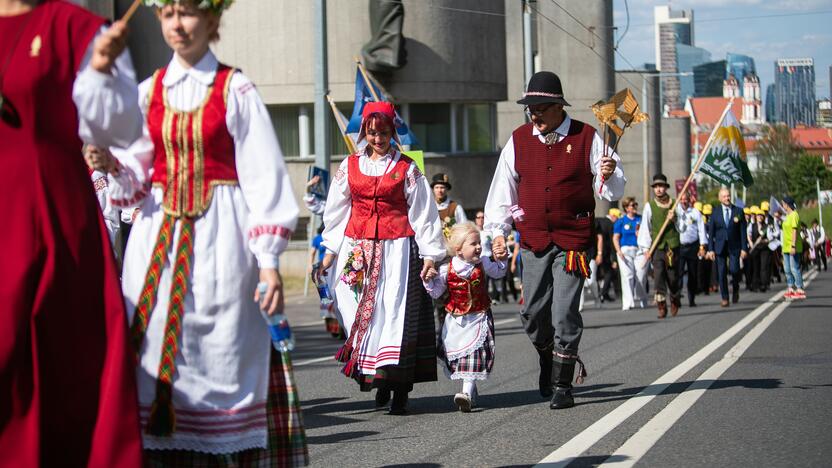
[638,174,688,318]
[484,71,625,409]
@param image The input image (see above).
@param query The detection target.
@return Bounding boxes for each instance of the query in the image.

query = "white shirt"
[637,200,688,250]
[423,256,507,299]
[108,51,299,267]
[73,25,142,148]
[320,149,446,262]
[678,204,706,246]
[483,114,627,238]
[436,198,468,223]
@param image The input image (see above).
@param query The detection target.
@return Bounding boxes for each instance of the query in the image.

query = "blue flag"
[346,68,418,146]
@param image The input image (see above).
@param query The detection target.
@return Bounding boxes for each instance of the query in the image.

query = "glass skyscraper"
[694,60,726,97]
[765,83,777,123]
[774,58,816,127]
[676,44,711,103]
[725,53,756,97]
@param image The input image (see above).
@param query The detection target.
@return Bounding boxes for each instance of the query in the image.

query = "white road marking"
[600,270,818,467]
[294,355,336,367]
[494,317,519,327]
[535,282,802,467]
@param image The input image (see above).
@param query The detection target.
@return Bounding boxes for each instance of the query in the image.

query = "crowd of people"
[2,0,825,465]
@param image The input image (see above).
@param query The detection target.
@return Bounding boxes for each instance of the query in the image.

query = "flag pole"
[643,99,734,263]
[354,57,381,102]
[122,0,142,22]
[326,94,358,155]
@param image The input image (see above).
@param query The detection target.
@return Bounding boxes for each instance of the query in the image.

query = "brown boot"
[657,301,667,319]
[670,299,680,317]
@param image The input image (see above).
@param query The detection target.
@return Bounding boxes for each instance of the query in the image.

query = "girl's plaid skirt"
[440,311,495,381]
[145,348,309,467]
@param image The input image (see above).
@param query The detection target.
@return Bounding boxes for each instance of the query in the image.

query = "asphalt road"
[282,268,832,467]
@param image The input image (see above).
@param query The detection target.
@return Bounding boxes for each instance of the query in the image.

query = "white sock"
[462,380,475,395]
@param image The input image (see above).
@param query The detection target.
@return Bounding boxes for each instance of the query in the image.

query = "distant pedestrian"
[614,197,647,310]
[676,192,707,307]
[596,208,621,303]
[424,223,506,412]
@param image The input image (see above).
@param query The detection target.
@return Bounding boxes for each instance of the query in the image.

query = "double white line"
[537,270,818,467]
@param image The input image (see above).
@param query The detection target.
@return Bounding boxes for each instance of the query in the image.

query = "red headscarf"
[358,101,400,144]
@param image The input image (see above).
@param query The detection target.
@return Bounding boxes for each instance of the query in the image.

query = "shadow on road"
[575,378,783,406]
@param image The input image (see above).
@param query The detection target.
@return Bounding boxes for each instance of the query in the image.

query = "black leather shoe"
[732,290,739,304]
[549,386,575,409]
[388,390,408,415]
[689,299,697,307]
[375,388,391,408]
[537,347,554,398]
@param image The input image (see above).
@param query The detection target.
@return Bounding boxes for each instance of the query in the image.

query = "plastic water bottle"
[258,282,294,352]
[311,262,334,306]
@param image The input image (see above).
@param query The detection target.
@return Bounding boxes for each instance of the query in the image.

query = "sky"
[610,0,832,99]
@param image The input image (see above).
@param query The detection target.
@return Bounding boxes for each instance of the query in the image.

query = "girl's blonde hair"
[446,222,480,256]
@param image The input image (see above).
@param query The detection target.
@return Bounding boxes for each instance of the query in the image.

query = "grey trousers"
[520,245,584,361]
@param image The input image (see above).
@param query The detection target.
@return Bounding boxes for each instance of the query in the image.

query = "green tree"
[747,124,804,203]
[788,153,832,204]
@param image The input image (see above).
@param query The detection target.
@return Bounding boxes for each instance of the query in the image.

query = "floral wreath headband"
[143,0,235,13]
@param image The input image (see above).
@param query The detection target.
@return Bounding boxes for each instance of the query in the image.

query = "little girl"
[424,222,507,412]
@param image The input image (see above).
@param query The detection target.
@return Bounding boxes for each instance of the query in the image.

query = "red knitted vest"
[445,263,491,315]
[147,64,238,218]
[513,120,596,252]
[345,153,416,240]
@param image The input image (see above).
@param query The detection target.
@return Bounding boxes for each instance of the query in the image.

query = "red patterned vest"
[345,153,416,240]
[513,120,596,252]
[445,263,491,315]
[147,64,238,218]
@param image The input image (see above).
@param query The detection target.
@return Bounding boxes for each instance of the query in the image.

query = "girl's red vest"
[445,263,491,315]
[345,153,416,240]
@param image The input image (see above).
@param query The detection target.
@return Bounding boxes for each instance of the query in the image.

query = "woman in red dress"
[0,1,143,466]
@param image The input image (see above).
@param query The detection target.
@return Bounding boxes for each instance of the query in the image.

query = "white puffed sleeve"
[423,263,450,299]
[107,78,155,209]
[321,158,353,255]
[227,73,299,268]
[405,162,447,262]
[74,25,142,149]
[482,256,507,279]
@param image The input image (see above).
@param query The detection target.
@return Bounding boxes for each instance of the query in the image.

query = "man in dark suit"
[707,188,749,307]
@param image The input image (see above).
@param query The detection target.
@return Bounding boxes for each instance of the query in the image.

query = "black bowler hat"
[516,71,571,106]
[651,173,670,187]
[431,173,452,190]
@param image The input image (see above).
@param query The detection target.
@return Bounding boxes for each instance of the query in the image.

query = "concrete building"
[654,5,693,111]
[775,57,816,127]
[817,99,832,128]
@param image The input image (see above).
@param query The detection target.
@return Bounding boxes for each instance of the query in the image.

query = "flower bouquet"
[340,244,366,301]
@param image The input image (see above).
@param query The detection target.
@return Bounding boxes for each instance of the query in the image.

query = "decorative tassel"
[666,249,674,268]
[341,360,356,378]
[334,342,352,363]
[575,357,588,384]
[564,251,591,278]
[147,381,176,436]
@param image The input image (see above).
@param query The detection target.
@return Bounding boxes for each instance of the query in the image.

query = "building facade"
[775,58,817,127]
[676,43,710,104]
[725,53,756,97]
[654,5,694,111]
[765,83,777,123]
[818,99,832,128]
[694,60,725,97]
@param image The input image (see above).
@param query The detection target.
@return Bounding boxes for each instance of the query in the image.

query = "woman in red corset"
[0,0,143,465]
[91,0,307,464]
[317,101,446,415]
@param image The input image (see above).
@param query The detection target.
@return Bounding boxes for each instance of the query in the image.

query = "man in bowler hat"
[484,71,626,409]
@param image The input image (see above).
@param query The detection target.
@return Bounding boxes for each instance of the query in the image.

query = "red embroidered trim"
[248,225,293,240]
[93,176,108,193]
[111,187,149,208]
[334,167,346,183]
[236,82,256,95]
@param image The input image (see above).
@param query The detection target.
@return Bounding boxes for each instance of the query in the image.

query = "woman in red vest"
[91,0,307,464]
[0,0,143,465]
[318,101,446,415]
